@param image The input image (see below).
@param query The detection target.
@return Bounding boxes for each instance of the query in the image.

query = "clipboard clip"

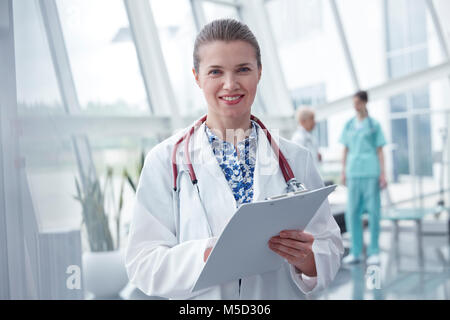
[265,179,308,200]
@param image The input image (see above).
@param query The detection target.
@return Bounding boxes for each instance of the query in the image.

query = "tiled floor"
[314,225,450,300]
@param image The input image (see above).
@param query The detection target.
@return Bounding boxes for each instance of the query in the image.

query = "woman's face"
[193,40,262,121]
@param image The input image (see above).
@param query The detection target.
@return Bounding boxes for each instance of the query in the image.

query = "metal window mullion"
[190,0,207,31]
[425,0,450,89]
[426,0,449,58]
[328,0,360,91]
[446,113,450,210]
[124,0,180,128]
[39,0,79,114]
[239,0,294,115]
[198,0,241,9]
[389,108,450,120]
[0,0,27,299]
[38,0,97,191]
[405,96,418,208]
[386,43,429,59]
[124,0,154,115]
[235,5,266,115]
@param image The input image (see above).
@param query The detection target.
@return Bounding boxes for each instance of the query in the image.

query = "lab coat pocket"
[178,170,212,242]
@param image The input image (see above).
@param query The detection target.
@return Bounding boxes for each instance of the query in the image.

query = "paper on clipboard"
[192,184,337,292]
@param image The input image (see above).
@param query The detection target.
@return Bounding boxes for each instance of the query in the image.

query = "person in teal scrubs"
[340,91,387,265]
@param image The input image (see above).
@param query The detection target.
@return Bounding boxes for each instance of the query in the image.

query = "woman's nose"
[222,73,239,90]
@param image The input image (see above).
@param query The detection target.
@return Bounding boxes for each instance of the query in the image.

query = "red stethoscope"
[171,114,305,193]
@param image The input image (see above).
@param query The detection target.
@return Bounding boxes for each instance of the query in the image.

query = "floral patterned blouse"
[205,121,258,207]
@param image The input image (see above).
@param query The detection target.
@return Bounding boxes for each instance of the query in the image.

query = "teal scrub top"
[339,117,386,178]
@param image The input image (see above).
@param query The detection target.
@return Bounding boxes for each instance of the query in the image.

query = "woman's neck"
[205,112,252,145]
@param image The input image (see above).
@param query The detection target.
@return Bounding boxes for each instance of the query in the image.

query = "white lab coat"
[291,126,320,169]
[125,121,343,300]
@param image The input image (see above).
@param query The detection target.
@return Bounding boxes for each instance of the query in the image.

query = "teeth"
[222,96,242,101]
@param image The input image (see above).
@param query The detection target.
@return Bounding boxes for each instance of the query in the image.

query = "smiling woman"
[191,19,262,134]
[125,19,344,300]
[193,40,261,133]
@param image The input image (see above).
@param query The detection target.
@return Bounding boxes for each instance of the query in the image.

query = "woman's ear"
[258,66,262,82]
[192,68,201,88]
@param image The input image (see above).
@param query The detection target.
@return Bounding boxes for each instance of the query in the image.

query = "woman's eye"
[238,67,250,72]
[209,69,221,75]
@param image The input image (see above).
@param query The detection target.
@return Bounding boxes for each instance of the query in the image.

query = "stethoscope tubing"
[171,114,296,191]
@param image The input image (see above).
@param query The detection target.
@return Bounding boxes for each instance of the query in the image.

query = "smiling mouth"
[219,95,245,102]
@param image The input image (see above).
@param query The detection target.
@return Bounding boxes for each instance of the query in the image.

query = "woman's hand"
[268,230,317,277]
[204,247,213,262]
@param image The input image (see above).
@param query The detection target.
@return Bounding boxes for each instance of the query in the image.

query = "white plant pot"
[82,249,128,299]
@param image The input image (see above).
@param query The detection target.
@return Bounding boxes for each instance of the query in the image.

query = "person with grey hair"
[291,108,322,168]
[125,18,343,300]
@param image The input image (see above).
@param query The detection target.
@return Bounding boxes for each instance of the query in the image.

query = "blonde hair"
[193,19,262,73]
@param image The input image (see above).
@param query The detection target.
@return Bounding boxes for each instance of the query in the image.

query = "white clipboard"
[192,184,337,292]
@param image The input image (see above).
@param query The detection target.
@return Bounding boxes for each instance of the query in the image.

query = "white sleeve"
[125,148,214,299]
[288,151,344,294]
[291,130,305,148]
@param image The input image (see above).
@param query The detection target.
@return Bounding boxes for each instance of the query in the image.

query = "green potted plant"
[74,167,127,299]
[74,151,146,299]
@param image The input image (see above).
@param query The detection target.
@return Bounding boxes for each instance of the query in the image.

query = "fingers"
[279,230,314,243]
[268,241,311,265]
[268,230,314,261]
[268,245,297,264]
[269,240,303,258]
[269,237,309,252]
[204,247,212,262]
[268,232,316,272]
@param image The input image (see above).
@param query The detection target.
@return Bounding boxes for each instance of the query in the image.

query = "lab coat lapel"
[188,123,237,235]
[183,122,289,234]
[253,125,288,201]
[189,123,230,191]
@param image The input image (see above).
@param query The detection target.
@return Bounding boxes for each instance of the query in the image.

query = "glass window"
[389,94,407,113]
[385,0,445,77]
[267,0,323,45]
[387,54,409,79]
[56,0,149,115]
[149,0,205,116]
[386,0,434,180]
[389,85,432,179]
[387,48,428,79]
[407,0,428,46]
[13,0,80,231]
[391,118,409,179]
[386,0,411,51]
[20,137,81,231]
[411,86,430,110]
[89,135,159,247]
[266,0,354,103]
[202,1,240,22]
[412,114,433,176]
[13,0,64,115]
[11,0,87,299]
[337,0,387,89]
[432,0,450,49]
